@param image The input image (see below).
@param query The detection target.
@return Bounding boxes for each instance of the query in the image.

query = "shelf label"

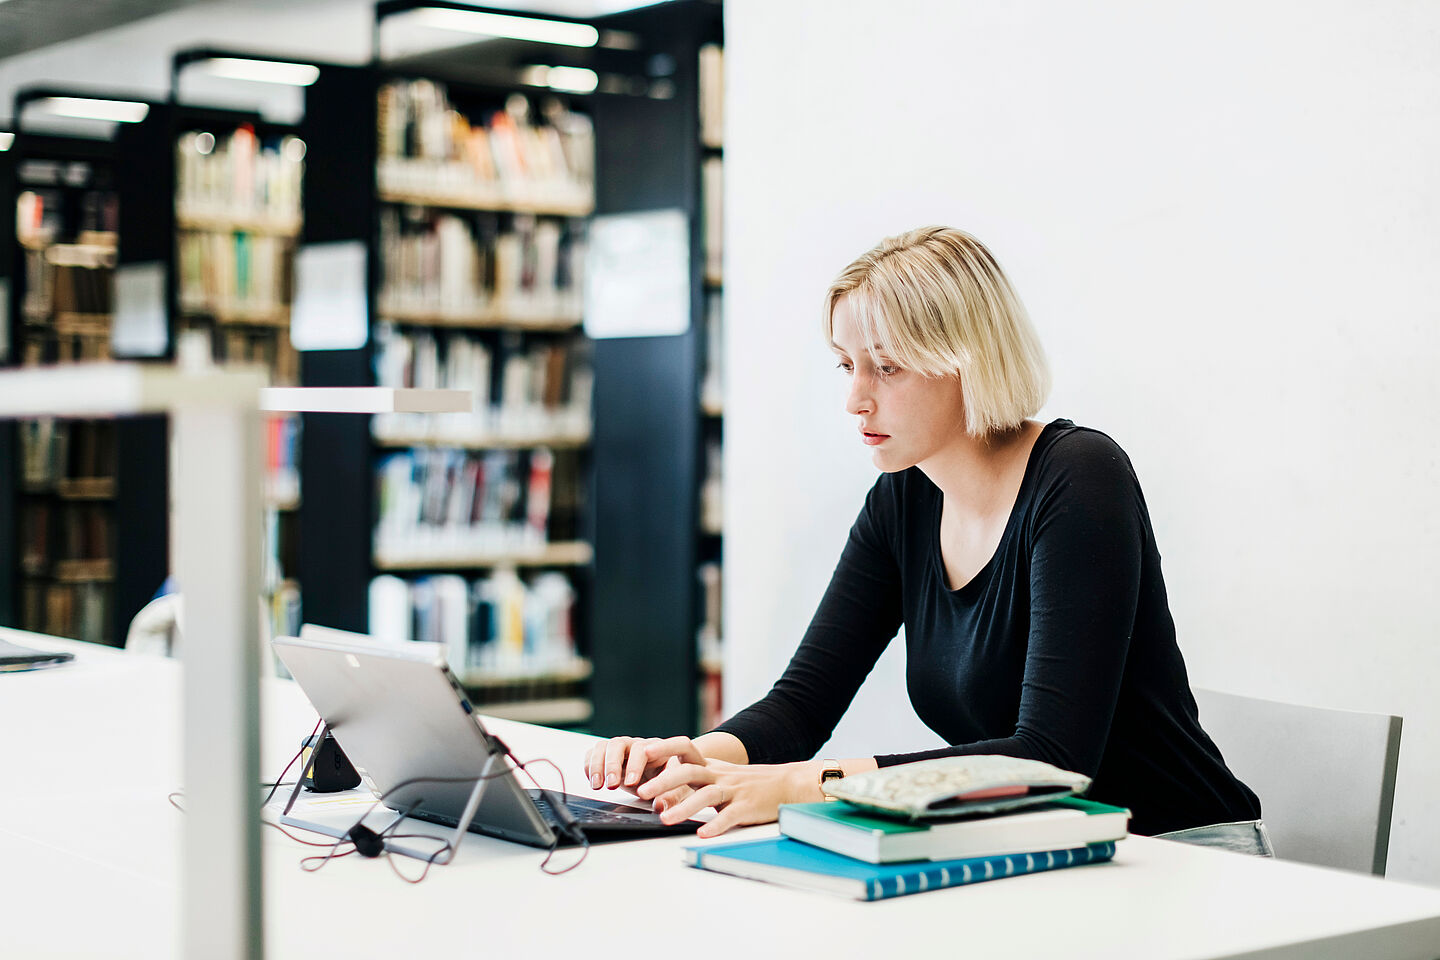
[113,262,167,357]
[293,241,368,350]
[584,208,690,339]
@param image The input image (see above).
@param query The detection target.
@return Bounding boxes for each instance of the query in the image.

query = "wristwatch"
[819,759,844,800]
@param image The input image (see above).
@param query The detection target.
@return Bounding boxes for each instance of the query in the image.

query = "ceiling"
[0,0,213,60]
[0,0,672,62]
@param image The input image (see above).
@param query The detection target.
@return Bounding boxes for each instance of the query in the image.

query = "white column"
[174,403,263,960]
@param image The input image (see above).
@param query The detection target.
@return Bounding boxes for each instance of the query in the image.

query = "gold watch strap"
[819,759,844,800]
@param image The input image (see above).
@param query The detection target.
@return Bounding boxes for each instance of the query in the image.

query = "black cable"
[170,725,589,881]
[261,718,323,809]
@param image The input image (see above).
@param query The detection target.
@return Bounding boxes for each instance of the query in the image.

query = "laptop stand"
[279,722,499,866]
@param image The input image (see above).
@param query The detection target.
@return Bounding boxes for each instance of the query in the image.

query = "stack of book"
[686,758,1129,901]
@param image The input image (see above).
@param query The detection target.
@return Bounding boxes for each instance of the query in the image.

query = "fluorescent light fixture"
[0,132,13,151]
[194,57,321,86]
[521,65,599,94]
[411,8,599,47]
[34,97,149,123]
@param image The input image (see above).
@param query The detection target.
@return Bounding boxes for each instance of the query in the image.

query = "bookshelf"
[168,101,309,641]
[291,2,726,735]
[696,34,725,733]
[295,19,599,725]
[3,91,169,646]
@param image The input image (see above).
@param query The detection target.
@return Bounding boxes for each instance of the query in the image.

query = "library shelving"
[696,32,725,733]
[292,16,599,725]
[2,89,169,646]
[294,1,726,736]
[167,92,309,641]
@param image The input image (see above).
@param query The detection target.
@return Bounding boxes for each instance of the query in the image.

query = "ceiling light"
[193,57,320,86]
[33,97,150,123]
[521,65,599,94]
[0,132,13,152]
[411,8,599,47]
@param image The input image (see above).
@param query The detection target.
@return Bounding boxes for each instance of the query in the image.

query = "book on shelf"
[373,446,583,561]
[684,836,1118,902]
[176,230,293,319]
[372,325,592,442]
[175,126,304,227]
[699,44,724,150]
[23,580,112,645]
[696,560,724,731]
[702,155,723,285]
[378,208,585,322]
[700,437,722,534]
[700,290,723,414]
[778,796,1130,865]
[264,414,300,507]
[368,569,580,679]
[375,79,594,211]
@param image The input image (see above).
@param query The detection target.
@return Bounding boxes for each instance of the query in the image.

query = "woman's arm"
[711,476,906,764]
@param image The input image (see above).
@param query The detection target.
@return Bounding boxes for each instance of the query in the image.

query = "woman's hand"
[583,735,704,792]
[637,755,819,838]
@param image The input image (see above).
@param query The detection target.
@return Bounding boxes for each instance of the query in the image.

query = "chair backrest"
[1193,688,1402,875]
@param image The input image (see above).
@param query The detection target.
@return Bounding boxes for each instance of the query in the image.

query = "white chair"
[1193,687,1402,875]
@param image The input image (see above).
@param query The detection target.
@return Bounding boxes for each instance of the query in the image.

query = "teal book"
[683,837,1117,901]
[779,796,1129,864]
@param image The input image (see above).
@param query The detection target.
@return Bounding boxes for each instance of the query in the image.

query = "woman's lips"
[861,431,889,446]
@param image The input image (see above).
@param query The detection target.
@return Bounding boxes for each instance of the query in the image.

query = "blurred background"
[1,0,1437,885]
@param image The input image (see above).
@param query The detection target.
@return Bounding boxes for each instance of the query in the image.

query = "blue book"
[683,836,1117,901]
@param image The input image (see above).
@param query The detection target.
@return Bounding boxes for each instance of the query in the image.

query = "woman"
[585,226,1266,851]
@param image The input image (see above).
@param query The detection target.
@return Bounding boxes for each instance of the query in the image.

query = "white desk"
[4,629,1440,960]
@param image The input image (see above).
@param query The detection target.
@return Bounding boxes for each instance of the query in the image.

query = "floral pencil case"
[821,755,1092,821]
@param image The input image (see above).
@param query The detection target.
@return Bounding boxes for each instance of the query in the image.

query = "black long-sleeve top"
[715,420,1260,836]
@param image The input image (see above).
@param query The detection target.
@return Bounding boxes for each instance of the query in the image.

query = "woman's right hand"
[584,735,705,792]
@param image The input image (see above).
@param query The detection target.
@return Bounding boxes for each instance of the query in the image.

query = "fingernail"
[606,773,618,787]
[625,772,638,785]
[590,775,601,789]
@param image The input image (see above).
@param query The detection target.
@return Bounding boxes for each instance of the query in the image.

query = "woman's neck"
[919,420,1044,516]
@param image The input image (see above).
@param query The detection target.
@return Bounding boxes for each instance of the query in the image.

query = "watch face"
[821,768,844,783]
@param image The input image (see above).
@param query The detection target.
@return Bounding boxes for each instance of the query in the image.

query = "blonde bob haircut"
[825,226,1050,438]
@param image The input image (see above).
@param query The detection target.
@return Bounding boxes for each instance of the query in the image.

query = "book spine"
[867,842,1118,901]
[366,569,579,677]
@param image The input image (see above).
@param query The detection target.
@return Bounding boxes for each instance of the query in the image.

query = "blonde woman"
[586,227,1267,853]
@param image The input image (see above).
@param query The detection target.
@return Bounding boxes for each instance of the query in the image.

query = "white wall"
[724,0,1440,884]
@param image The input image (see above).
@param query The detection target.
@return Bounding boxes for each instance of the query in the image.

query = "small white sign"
[112,262,167,357]
[584,208,690,339]
[292,241,368,350]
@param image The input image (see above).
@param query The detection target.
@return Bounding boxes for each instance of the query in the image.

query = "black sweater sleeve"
[712,478,904,763]
[873,434,1145,774]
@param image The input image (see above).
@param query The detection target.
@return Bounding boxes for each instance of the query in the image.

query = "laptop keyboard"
[527,791,661,825]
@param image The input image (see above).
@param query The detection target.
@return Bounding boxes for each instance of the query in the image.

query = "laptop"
[272,632,701,849]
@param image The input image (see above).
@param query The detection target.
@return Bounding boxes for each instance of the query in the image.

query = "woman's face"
[830,296,967,473]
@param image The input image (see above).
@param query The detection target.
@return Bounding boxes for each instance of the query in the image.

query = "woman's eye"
[877,365,899,377]
[835,361,853,374]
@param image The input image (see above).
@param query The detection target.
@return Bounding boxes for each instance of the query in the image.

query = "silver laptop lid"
[272,633,557,848]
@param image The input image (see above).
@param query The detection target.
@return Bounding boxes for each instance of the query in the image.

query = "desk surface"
[4,629,1440,960]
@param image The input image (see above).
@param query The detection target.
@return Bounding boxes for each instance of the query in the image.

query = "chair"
[1193,688,1402,875]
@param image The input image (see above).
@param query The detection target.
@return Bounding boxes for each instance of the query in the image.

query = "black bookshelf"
[281,2,727,735]
[585,1,724,737]
[3,90,170,646]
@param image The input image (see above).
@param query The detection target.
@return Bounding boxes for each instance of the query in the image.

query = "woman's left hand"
[636,752,818,838]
